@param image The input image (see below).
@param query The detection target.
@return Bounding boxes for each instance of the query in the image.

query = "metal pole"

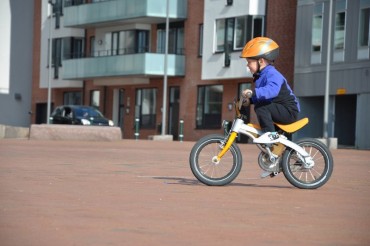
[135,118,140,140]
[161,0,169,135]
[179,119,184,142]
[46,1,53,124]
[323,0,333,138]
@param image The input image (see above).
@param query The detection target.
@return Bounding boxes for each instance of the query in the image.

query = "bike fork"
[215,132,238,161]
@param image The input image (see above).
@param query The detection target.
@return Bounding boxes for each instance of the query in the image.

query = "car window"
[74,107,103,118]
[52,107,62,117]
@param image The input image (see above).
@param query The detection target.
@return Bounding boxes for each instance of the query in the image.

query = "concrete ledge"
[148,134,173,141]
[29,124,122,141]
[317,138,338,149]
[0,125,29,139]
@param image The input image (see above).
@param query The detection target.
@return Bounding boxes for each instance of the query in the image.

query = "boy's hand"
[242,89,253,98]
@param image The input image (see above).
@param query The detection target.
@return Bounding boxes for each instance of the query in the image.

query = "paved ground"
[0,139,369,246]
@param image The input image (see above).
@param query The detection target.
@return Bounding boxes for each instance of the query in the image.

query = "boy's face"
[245,58,259,74]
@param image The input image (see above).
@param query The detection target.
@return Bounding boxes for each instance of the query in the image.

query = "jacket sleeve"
[253,72,283,102]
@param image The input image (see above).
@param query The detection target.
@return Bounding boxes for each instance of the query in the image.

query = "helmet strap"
[252,59,261,81]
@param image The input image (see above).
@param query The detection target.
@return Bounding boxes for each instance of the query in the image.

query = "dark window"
[199,24,203,57]
[157,22,185,55]
[111,30,149,55]
[136,88,157,129]
[63,91,82,105]
[90,36,95,57]
[359,7,370,47]
[196,85,223,129]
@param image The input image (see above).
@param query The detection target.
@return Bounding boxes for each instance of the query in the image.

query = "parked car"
[50,105,114,126]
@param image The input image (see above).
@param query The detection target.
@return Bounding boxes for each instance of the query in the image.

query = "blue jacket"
[251,65,300,112]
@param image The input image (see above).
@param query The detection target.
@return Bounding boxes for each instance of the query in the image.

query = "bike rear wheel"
[282,138,333,189]
[189,134,242,186]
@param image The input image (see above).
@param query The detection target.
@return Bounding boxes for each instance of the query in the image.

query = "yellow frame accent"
[217,132,238,161]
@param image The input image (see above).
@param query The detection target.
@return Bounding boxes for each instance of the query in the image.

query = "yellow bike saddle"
[248,118,309,134]
[275,118,309,133]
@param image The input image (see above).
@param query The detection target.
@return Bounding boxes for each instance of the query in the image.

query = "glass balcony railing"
[62,53,185,80]
[64,0,187,27]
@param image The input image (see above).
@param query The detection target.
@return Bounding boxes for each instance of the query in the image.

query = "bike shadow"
[153,176,294,189]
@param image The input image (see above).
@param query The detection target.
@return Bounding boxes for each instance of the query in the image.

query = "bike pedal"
[269,172,279,178]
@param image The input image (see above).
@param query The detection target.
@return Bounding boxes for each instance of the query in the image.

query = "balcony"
[64,0,187,28]
[62,53,185,80]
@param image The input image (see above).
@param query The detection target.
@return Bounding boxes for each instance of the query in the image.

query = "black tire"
[282,138,333,189]
[189,134,242,186]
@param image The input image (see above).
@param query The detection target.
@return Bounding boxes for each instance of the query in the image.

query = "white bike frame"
[221,118,314,168]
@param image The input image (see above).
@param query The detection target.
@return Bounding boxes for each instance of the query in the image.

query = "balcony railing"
[64,0,187,27]
[62,52,185,80]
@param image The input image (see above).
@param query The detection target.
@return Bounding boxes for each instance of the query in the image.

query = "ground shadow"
[153,176,294,189]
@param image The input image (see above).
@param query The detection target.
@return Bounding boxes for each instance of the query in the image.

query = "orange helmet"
[240,37,279,61]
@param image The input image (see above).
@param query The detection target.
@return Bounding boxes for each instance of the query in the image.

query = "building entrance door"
[36,102,53,124]
[334,95,356,147]
[113,89,125,137]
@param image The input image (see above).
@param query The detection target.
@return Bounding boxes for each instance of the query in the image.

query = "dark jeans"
[254,102,298,133]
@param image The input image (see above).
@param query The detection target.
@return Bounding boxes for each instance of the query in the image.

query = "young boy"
[240,37,300,144]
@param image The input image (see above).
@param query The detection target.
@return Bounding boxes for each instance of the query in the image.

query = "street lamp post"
[323,0,333,138]
[46,0,55,124]
[161,0,170,135]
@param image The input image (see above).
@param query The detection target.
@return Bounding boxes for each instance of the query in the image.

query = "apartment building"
[0,0,34,128]
[294,0,370,149]
[30,0,297,141]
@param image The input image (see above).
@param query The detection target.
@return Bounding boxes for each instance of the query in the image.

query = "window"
[51,0,63,28]
[216,19,226,52]
[358,0,370,60]
[136,88,157,129]
[199,24,203,57]
[62,37,84,59]
[90,90,100,108]
[63,91,82,105]
[110,30,149,56]
[157,22,184,54]
[90,36,95,57]
[52,38,62,78]
[215,15,264,53]
[311,3,324,64]
[359,6,370,47]
[334,0,346,50]
[52,38,62,67]
[333,0,346,62]
[196,85,223,129]
[312,4,323,52]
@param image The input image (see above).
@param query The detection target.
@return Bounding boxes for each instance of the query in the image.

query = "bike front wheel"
[281,138,334,189]
[189,134,242,186]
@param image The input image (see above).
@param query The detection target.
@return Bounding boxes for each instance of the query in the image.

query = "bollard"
[135,118,140,140]
[179,119,184,142]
